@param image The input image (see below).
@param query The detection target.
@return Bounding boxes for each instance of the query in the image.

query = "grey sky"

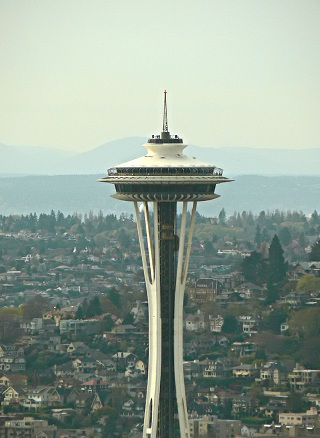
[1,0,319,151]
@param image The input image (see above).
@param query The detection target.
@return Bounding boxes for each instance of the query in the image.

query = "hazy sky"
[1,0,320,152]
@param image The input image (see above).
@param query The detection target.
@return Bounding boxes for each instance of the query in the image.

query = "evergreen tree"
[218,208,226,226]
[309,239,320,261]
[86,296,103,317]
[278,227,292,247]
[268,235,287,285]
[254,224,262,247]
[221,315,238,334]
[298,232,306,248]
[107,287,121,309]
[242,251,267,285]
[261,228,270,242]
[310,210,320,226]
[257,211,266,226]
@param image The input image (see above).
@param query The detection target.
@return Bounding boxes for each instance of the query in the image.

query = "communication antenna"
[162,90,168,133]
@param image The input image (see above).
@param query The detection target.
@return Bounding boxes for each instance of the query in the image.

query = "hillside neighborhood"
[0,209,320,437]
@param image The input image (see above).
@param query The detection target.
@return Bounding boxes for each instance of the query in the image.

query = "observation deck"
[99,139,231,201]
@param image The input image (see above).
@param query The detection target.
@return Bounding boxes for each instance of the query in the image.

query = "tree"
[218,208,226,226]
[204,239,214,255]
[296,274,320,294]
[122,312,134,325]
[242,251,267,285]
[299,336,320,369]
[309,239,320,261]
[221,315,238,334]
[0,309,21,343]
[99,296,118,316]
[86,296,103,318]
[278,227,292,247]
[310,210,320,226]
[118,228,131,247]
[267,235,287,286]
[22,295,50,320]
[287,392,304,413]
[254,224,262,248]
[101,314,115,331]
[107,287,121,308]
[265,309,287,333]
[289,307,320,338]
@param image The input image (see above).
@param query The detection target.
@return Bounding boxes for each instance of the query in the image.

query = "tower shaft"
[158,202,176,436]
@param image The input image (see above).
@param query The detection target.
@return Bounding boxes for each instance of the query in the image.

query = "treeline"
[0,210,135,234]
[1,208,320,235]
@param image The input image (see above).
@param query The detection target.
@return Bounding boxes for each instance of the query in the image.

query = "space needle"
[100,92,231,437]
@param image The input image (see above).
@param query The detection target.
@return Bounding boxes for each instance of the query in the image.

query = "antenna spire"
[162,90,168,133]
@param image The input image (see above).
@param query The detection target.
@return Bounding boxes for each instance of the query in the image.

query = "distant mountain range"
[1,137,320,176]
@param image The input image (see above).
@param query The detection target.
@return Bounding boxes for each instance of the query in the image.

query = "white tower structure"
[100,92,231,437]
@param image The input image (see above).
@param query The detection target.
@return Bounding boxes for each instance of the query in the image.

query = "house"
[51,408,76,422]
[280,320,289,333]
[90,392,104,412]
[185,335,214,357]
[198,358,216,378]
[279,407,318,426]
[20,386,62,409]
[235,282,264,300]
[0,352,26,373]
[232,395,255,416]
[53,361,74,378]
[81,378,108,392]
[288,364,320,391]
[208,358,234,379]
[67,341,88,355]
[189,416,242,438]
[1,385,25,405]
[260,362,287,385]
[184,361,200,380]
[231,341,257,357]
[65,388,93,412]
[73,357,97,373]
[305,261,320,277]
[208,315,224,332]
[232,364,260,379]
[288,263,308,280]
[195,387,219,405]
[212,335,229,348]
[135,359,146,375]
[0,344,24,357]
[121,398,144,418]
[0,417,57,437]
[112,352,137,368]
[188,278,223,303]
[280,291,308,308]
[237,315,260,334]
[131,300,148,322]
[185,311,206,332]
[262,390,289,415]
[0,373,28,387]
[111,324,136,334]
[60,319,100,335]
[0,375,10,387]
[20,317,43,334]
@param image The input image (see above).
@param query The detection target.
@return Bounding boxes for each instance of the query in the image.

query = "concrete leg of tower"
[134,202,161,438]
[174,201,196,438]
